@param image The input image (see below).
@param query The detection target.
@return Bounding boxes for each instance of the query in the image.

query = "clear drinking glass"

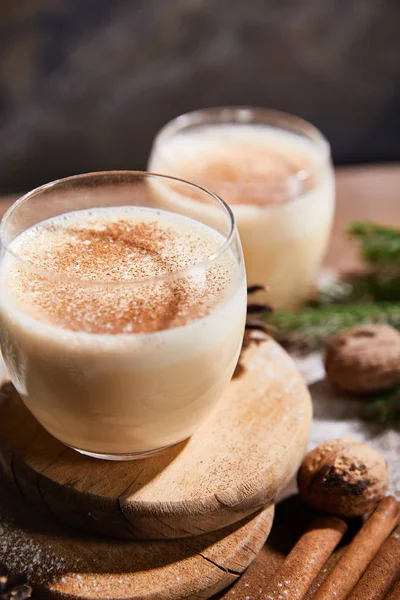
[0,171,246,460]
[149,107,335,308]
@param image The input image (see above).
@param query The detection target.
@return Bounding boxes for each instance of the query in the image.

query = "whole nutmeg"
[297,438,389,517]
[325,324,400,394]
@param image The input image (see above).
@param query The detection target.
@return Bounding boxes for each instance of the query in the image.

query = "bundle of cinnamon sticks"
[263,496,400,600]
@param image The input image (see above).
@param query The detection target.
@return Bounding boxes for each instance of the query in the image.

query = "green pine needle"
[348,221,400,265]
[366,387,400,426]
[307,273,400,306]
[264,302,400,350]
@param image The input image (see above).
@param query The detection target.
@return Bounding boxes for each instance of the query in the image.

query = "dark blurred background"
[0,0,399,194]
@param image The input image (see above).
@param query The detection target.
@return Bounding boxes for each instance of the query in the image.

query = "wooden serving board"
[0,473,274,600]
[0,334,312,539]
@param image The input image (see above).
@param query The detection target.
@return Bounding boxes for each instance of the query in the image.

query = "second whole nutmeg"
[297,437,389,517]
[324,324,400,394]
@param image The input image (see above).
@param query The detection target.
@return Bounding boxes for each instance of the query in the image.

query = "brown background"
[0,0,400,194]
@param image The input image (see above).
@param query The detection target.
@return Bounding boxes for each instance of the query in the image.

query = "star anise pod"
[0,563,32,600]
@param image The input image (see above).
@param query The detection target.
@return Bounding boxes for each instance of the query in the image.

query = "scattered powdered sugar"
[0,476,81,581]
[2,206,236,334]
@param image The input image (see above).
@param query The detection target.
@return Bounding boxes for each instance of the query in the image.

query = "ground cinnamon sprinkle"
[159,127,318,205]
[5,209,233,334]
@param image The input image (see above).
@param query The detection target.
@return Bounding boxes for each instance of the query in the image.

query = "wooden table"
[0,165,398,599]
[326,165,400,270]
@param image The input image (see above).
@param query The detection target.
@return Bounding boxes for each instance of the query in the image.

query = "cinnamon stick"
[347,526,400,600]
[262,515,347,600]
[385,579,400,599]
[313,496,399,600]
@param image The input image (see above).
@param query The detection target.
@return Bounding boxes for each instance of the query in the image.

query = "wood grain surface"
[0,472,274,600]
[0,335,311,539]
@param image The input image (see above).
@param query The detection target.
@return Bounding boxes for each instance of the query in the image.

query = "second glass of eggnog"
[149,107,335,308]
[0,172,246,459]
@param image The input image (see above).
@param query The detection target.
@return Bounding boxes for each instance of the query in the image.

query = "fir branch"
[348,272,400,302]
[262,302,400,350]
[366,386,400,426]
[304,222,400,308]
[309,273,400,306]
[348,222,400,265]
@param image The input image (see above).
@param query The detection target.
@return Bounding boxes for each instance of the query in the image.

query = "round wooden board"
[0,473,274,600]
[0,334,311,539]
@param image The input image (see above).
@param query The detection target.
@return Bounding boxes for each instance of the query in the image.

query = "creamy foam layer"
[154,124,323,205]
[2,207,235,334]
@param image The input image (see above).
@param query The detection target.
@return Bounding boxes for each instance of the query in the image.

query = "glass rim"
[152,106,331,190]
[0,170,237,287]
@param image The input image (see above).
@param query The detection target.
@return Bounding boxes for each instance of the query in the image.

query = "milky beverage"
[149,123,335,307]
[0,206,246,457]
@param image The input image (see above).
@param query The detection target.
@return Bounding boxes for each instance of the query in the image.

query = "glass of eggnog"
[149,107,335,308]
[0,172,246,459]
